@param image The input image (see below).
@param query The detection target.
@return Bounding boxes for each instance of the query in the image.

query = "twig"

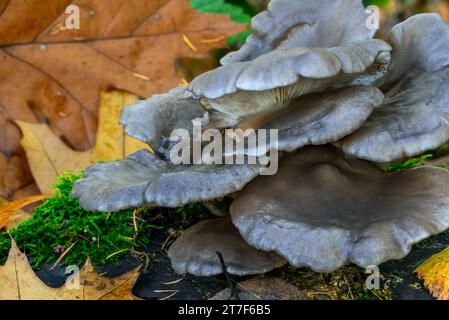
[216,251,240,300]
[106,248,129,260]
[56,220,66,230]
[182,35,198,52]
[132,72,150,81]
[133,209,138,233]
[131,249,151,272]
[308,291,335,299]
[368,288,384,300]
[343,275,355,300]
[159,290,179,300]
[161,229,180,251]
[200,35,227,44]
[233,280,262,299]
[50,241,77,271]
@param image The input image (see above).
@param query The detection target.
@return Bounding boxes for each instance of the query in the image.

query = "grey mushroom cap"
[339,14,449,162]
[121,87,205,157]
[188,40,391,128]
[71,150,265,212]
[230,146,449,273]
[225,86,384,157]
[168,217,286,276]
[221,0,375,65]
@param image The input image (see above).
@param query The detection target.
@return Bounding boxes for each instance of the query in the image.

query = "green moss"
[385,154,434,172]
[0,172,210,270]
[0,172,152,269]
[384,152,448,173]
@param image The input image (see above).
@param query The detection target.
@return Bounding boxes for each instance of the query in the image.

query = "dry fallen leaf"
[0,0,245,199]
[17,91,150,194]
[415,246,449,300]
[0,240,141,300]
[0,195,48,230]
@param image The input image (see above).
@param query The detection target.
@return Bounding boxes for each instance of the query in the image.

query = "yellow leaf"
[0,241,141,300]
[0,195,48,230]
[415,246,449,300]
[16,91,149,194]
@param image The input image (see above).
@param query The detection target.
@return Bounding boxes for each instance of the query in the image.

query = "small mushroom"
[71,150,264,212]
[188,40,391,129]
[168,217,286,276]
[226,86,384,157]
[231,146,449,272]
[120,87,205,158]
[221,0,375,65]
[339,14,449,162]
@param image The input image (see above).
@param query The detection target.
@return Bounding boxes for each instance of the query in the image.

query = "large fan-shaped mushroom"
[188,40,391,128]
[224,86,384,157]
[70,0,449,279]
[72,150,265,212]
[231,146,449,272]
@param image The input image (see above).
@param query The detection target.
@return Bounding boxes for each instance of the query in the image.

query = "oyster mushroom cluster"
[72,0,449,276]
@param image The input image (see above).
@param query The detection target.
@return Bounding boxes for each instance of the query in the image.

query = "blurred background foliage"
[182,0,449,82]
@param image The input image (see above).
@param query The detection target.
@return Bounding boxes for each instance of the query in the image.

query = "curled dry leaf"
[0,0,245,198]
[415,246,449,300]
[0,241,141,300]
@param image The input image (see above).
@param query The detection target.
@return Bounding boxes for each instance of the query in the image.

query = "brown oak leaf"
[0,0,245,198]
